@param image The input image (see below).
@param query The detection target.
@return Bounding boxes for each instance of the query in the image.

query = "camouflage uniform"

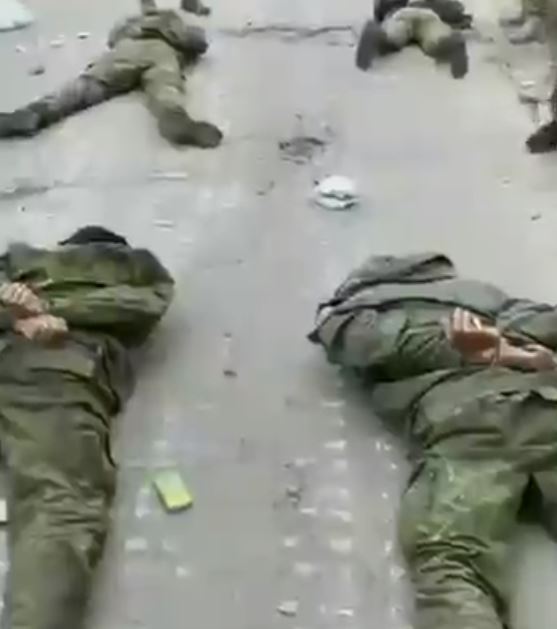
[0,8,222,147]
[310,253,557,629]
[356,0,471,78]
[0,240,174,629]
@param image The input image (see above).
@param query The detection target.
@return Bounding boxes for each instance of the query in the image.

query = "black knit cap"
[59,225,129,246]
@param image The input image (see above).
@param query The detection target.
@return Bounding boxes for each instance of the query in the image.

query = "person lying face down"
[0,0,222,148]
[310,251,557,629]
[0,225,174,629]
[355,0,471,79]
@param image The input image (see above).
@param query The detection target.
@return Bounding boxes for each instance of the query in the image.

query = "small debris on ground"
[223,367,237,378]
[293,562,319,577]
[337,608,355,618]
[77,31,90,40]
[154,219,175,229]
[125,537,149,552]
[15,44,26,53]
[50,36,65,48]
[390,565,406,581]
[531,213,542,221]
[279,135,327,163]
[314,176,358,210]
[277,600,299,617]
[285,484,303,506]
[282,536,299,548]
[256,180,275,196]
[300,506,317,516]
[329,537,353,554]
[29,64,45,76]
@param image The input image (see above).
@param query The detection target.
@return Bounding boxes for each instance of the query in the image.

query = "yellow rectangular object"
[153,470,193,512]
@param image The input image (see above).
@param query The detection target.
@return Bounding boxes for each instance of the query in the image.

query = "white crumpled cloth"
[0,0,34,32]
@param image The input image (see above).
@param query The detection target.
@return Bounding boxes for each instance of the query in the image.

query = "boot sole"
[355,20,383,71]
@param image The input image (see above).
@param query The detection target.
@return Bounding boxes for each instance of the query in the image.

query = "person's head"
[59,226,129,247]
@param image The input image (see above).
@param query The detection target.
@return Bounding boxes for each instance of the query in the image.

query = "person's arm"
[107,17,142,48]
[448,308,555,371]
[500,305,557,352]
[311,307,464,381]
[46,278,174,344]
[165,14,208,56]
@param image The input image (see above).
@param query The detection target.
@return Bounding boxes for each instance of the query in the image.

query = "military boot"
[0,109,41,138]
[355,20,390,71]
[158,109,223,148]
[181,0,211,16]
[434,33,468,79]
[526,120,557,153]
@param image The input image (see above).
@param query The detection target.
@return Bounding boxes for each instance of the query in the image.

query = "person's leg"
[0,76,111,138]
[140,40,222,147]
[399,456,526,629]
[0,395,116,629]
[0,42,144,139]
[354,12,408,71]
[412,8,468,78]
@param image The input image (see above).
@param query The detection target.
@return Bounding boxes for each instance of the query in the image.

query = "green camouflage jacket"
[0,242,174,410]
[108,9,208,58]
[310,253,557,451]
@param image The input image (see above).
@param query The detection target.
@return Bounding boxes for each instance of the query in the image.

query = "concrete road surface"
[1,1,557,628]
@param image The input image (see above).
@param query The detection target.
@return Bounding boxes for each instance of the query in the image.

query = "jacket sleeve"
[45,268,175,345]
[311,308,463,381]
[498,300,557,352]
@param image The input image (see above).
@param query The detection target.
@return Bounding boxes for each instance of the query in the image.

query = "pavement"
[1,1,557,629]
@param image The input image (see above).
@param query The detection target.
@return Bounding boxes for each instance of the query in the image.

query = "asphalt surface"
[1,1,557,628]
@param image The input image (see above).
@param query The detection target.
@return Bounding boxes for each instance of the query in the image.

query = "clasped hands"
[447,308,554,372]
[0,283,67,343]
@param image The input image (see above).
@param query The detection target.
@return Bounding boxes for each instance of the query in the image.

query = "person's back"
[0,226,174,629]
[0,231,173,402]
[310,252,557,629]
[107,8,208,59]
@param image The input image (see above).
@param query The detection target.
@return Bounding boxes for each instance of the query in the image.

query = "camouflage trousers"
[0,377,116,629]
[10,37,221,146]
[381,6,453,56]
[399,393,557,629]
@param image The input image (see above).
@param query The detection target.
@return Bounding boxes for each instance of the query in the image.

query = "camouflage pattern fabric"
[0,241,174,629]
[0,10,222,147]
[310,252,557,629]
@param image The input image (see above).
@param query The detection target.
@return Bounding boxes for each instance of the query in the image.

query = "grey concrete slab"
[0,1,557,629]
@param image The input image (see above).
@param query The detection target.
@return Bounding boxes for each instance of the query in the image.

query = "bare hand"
[447,308,555,371]
[0,282,45,317]
[447,308,502,363]
[13,315,68,344]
